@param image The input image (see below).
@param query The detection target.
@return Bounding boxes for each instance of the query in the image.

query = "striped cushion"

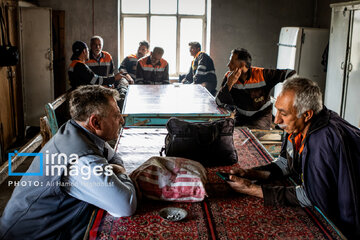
[130,156,208,202]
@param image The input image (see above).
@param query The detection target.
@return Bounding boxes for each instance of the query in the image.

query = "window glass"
[121,0,208,75]
[179,0,205,15]
[150,16,177,75]
[122,0,149,14]
[123,18,147,58]
[179,18,203,73]
[151,0,177,14]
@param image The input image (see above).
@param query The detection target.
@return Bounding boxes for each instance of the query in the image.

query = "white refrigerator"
[273,27,329,115]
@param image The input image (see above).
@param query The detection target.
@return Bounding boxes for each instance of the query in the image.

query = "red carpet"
[86,128,343,239]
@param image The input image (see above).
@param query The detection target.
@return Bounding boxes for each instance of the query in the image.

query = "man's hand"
[114,73,126,81]
[230,168,270,180]
[227,67,242,90]
[124,74,134,84]
[227,175,263,198]
[109,164,126,175]
[229,168,247,177]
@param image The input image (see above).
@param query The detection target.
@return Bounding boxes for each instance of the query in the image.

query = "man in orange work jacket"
[119,40,150,84]
[86,36,117,78]
[135,47,169,85]
[215,48,296,129]
[68,41,123,89]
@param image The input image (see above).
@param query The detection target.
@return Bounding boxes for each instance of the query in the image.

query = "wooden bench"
[0,93,71,184]
[44,93,69,136]
[0,133,42,185]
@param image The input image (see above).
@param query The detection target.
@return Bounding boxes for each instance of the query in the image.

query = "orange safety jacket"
[119,54,138,79]
[85,51,116,77]
[68,59,115,89]
[135,56,169,84]
[215,67,295,122]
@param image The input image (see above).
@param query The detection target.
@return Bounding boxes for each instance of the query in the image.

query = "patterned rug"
[86,128,344,240]
[88,201,210,240]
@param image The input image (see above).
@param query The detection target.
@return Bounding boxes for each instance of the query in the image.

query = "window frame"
[119,0,208,76]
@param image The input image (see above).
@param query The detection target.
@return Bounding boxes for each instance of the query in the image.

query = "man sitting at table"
[215,48,295,129]
[119,40,150,84]
[86,35,117,78]
[181,41,217,96]
[68,41,124,89]
[135,46,169,84]
[0,85,137,240]
[225,77,360,239]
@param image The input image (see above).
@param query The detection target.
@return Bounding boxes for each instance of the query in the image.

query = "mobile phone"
[216,172,233,182]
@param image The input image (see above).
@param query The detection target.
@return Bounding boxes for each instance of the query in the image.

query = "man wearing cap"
[215,48,296,129]
[182,42,217,96]
[68,41,123,89]
[135,47,169,85]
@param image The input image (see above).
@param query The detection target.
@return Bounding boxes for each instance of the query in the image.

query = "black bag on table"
[163,117,238,167]
[0,6,19,67]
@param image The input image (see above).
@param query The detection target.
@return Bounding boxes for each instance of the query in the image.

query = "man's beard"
[277,123,287,129]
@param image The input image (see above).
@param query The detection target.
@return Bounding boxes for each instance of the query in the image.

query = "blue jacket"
[260,107,360,239]
[185,52,217,95]
[303,108,360,238]
[0,120,137,240]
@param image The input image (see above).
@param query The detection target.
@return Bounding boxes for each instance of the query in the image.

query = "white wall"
[210,0,315,89]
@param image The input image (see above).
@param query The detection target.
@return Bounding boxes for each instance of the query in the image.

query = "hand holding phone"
[216,172,233,182]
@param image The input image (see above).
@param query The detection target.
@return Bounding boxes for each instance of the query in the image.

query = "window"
[120,0,209,76]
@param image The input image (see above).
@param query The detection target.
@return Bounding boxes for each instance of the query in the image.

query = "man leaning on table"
[0,85,137,240]
[135,46,169,84]
[226,77,360,239]
[119,40,150,84]
[215,48,295,130]
[68,41,124,89]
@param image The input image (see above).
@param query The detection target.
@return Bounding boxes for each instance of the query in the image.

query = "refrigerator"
[273,27,329,115]
[325,2,360,128]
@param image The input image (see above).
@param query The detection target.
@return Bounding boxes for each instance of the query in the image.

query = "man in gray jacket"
[0,85,137,240]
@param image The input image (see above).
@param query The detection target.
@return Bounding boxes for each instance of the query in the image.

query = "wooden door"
[52,10,66,98]
[0,1,23,163]
[19,7,53,126]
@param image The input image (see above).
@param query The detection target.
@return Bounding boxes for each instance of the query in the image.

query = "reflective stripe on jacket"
[86,51,117,77]
[119,54,138,79]
[68,59,115,89]
[215,67,295,119]
[185,51,217,95]
[135,56,169,84]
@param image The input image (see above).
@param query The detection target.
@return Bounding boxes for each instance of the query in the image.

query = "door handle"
[46,48,53,71]
[341,62,345,70]
[348,63,353,72]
